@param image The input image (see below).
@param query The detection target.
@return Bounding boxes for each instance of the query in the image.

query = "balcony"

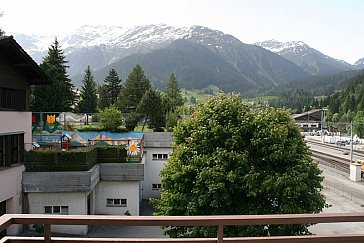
[1,213,364,242]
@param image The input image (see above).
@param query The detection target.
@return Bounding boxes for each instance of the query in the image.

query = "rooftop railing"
[1,213,364,242]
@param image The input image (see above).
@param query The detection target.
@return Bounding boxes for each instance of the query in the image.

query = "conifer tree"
[31,38,74,112]
[77,66,97,123]
[104,69,122,106]
[117,64,151,113]
[97,85,110,110]
[165,73,184,112]
[137,89,165,131]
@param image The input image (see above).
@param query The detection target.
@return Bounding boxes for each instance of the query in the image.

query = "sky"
[1,0,364,64]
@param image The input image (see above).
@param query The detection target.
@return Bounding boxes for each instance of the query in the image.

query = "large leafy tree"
[117,64,151,113]
[153,94,326,238]
[137,89,165,132]
[104,69,122,106]
[32,38,74,112]
[164,73,184,112]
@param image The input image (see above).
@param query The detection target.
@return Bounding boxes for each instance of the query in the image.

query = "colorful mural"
[32,131,144,154]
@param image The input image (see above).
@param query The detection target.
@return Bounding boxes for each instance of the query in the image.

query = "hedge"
[25,146,135,172]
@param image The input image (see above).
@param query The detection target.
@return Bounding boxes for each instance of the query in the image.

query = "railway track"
[306,139,364,174]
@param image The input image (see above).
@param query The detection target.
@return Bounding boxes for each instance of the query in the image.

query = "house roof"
[292,109,323,120]
[0,36,52,85]
[143,132,173,148]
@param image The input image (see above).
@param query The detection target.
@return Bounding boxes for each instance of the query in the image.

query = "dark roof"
[143,132,173,148]
[292,109,323,120]
[0,36,52,85]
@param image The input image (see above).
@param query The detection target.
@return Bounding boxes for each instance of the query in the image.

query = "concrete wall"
[27,191,90,235]
[0,111,32,150]
[142,147,172,199]
[0,164,24,235]
[23,165,100,193]
[100,163,144,181]
[95,181,140,216]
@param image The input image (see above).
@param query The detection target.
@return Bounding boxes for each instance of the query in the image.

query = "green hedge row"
[25,146,134,172]
[97,146,128,159]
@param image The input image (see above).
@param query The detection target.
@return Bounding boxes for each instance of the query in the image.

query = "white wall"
[95,181,140,216]
[0,165,24,235]
[0,111,32,150]
[27,192,90,235]
[142,147,172,199]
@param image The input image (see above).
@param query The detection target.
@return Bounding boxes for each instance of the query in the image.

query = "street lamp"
[320,108,328,142]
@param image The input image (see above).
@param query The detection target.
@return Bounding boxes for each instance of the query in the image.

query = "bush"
[25,147,98,172]
[99,106,123,132]
[97,146,127,159]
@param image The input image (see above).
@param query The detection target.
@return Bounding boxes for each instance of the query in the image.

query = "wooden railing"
[2,213,364,242]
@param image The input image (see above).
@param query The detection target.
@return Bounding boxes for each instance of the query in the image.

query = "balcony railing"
[1,213,364,242]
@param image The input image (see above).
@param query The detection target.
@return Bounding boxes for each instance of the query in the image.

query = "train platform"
[309,165,364,235]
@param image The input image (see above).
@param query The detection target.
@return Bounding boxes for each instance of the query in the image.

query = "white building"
[0,36,52,236]
[142,132,173,199]
[23,162,144,235]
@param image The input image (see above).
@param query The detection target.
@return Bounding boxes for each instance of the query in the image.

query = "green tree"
[124,113,140,132]
[137,89,165,132]
[97,85,110,110]
[104,69,122,106]
[190,96,197,104]
[77,66,97,124]
[99,106,122,132]
[117,64,151,113]
[31,38,74,112]
[354,111,364,138]
[165,73,184,112]
[165,111,179,132]
[152,94,326,238]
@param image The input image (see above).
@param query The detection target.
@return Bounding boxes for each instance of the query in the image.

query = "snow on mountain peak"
[254,40,309,53]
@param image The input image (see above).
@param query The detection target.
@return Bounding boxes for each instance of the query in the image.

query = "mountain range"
[12,24,364,92]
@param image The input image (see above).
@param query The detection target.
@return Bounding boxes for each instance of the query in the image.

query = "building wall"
[95,181,140,216]
[0,111,32,150]
[27,192,90,235]
[142,147,172,199]
[0,164,24,235]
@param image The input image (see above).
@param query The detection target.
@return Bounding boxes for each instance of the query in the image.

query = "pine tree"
[137,89,165,132]
[97,85,110,110]
[31,38,74,112]
[165,73,184,112]
[104,69,122,106]
[77,66,97,123]
[117,64,151,113]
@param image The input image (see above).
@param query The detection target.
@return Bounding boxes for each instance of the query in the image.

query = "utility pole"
[350,121,353,164]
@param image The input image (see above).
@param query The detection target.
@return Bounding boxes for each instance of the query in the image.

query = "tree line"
[31,39,184,132]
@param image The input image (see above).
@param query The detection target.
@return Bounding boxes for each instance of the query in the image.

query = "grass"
[181,85,220,105]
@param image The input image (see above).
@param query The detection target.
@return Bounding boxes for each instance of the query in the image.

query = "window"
[152,153,168,160]
[0,133,24,167]
[0,88,14,109]
[44,206,68,215]
[106,198,127,207]
[152,184,162,190]
[0,88,26,111]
